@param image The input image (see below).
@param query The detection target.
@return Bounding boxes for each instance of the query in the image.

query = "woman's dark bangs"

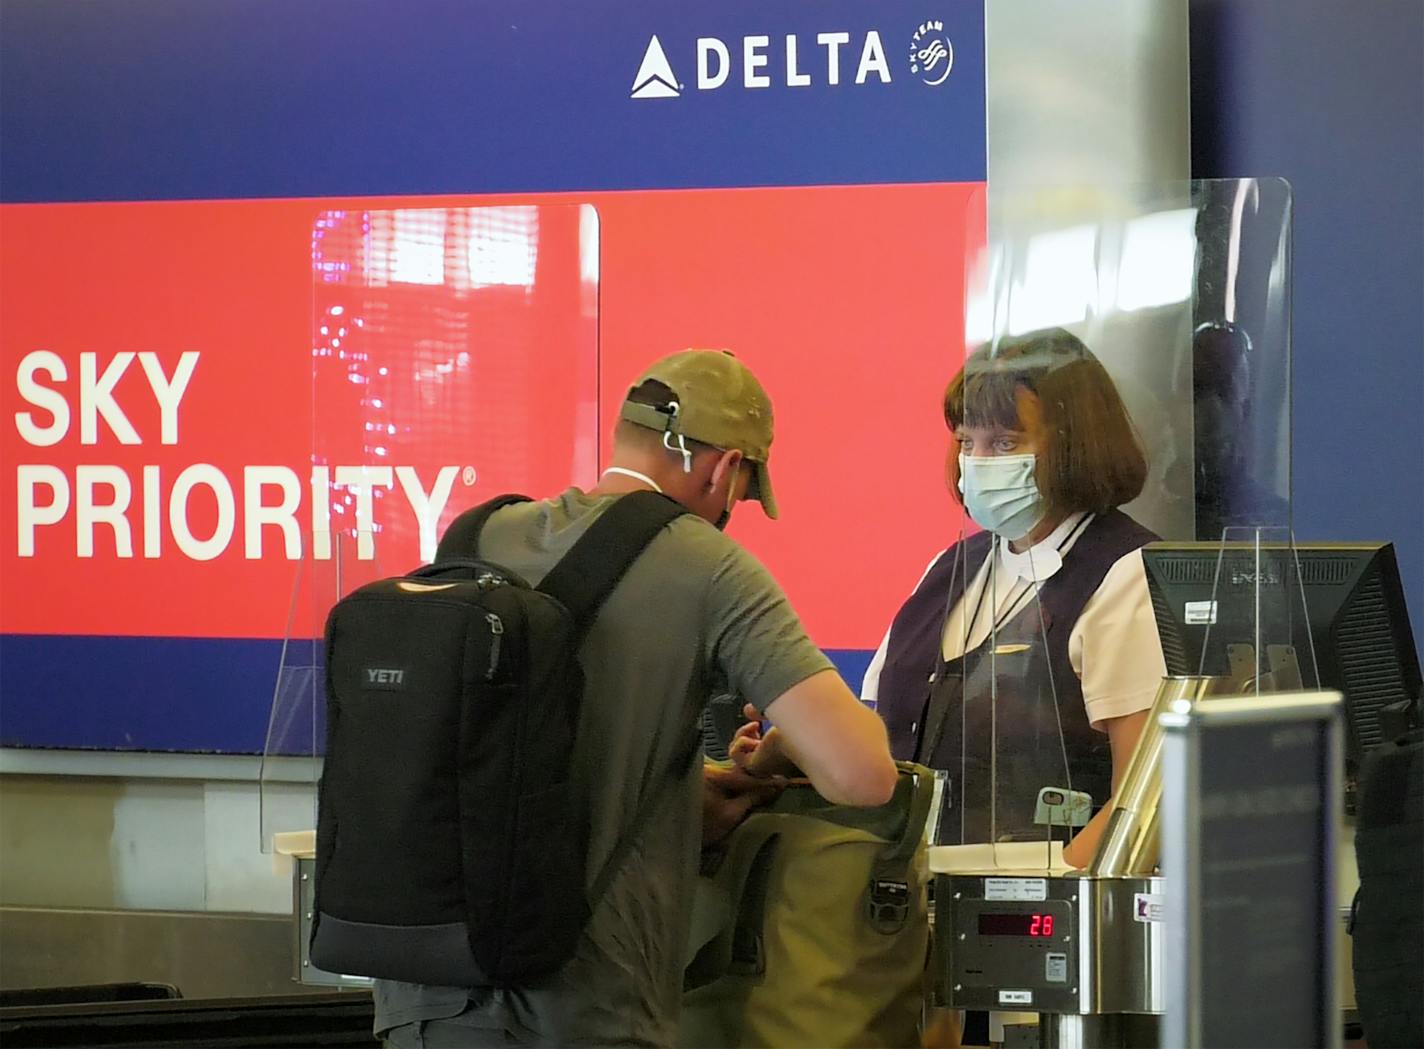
[960,367,1024,430]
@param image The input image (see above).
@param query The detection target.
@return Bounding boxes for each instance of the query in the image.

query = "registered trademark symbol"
[462,466,477,486]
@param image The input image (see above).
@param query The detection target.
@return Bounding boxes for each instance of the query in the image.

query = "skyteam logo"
[631,35,681,99]
[909,20,955,85]
[631,29,901,98]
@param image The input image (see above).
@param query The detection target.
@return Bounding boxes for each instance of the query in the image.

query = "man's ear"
[709,448,744,490]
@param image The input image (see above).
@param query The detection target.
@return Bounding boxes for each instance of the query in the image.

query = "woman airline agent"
[860,327,1168,867]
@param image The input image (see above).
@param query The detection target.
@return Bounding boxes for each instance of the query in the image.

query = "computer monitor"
[1142,541,1422,780]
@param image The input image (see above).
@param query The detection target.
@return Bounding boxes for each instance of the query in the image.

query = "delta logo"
[630,22,956,99]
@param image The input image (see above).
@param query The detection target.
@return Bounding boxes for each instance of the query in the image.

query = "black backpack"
[310,490,686,986]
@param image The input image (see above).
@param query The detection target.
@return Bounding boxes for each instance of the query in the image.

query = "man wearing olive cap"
[614,348,780,523]
[376,349,894,1048]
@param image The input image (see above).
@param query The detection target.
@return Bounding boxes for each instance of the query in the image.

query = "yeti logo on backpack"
[362,667,408,690]
[310,490,686,987]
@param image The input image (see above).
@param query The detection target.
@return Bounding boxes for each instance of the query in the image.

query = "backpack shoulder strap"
[536,490,686,632]
[434,494,532,563]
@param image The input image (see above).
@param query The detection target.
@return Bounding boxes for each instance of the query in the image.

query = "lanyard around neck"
[959,513,1094,653]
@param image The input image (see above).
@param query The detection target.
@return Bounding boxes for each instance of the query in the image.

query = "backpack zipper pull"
[485,613,504,680]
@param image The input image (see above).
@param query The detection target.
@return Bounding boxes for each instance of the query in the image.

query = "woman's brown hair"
[943,328,1148,515]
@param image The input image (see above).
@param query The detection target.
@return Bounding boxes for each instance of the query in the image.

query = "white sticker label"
[1185,600,1218,625]
[998,989,1034,1005]
[1133,892,1165,923]
[1045,953,1068,983]
[985,877,1048,901]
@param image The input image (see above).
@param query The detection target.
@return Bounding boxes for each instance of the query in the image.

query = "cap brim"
[749,460,778,520]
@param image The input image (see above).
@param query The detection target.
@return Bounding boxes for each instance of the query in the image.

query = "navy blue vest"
[877,511,1158,835]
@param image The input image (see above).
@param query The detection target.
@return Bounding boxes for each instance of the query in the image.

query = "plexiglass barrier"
[934,178,1296,851]
[259,204,601,849]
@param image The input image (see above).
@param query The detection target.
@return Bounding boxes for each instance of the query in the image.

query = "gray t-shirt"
[374,489,833,1047]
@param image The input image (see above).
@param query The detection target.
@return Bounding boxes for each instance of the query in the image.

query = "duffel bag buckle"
[867,878,910,933]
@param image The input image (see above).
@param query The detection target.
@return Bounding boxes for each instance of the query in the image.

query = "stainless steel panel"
[294,857,374,989]
[0,905,331,999]
[938,873,1164,1015]
[1082,876,1166,1014]
[943,884,1080,1013]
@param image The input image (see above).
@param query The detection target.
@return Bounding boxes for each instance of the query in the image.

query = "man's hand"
[702,762,784,846]
[753,671,897,806]
[727,708,766,768]
[728,703,802,779]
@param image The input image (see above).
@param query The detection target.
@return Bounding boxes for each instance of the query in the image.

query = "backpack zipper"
[484,612,504,680]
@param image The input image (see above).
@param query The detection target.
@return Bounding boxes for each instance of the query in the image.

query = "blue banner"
[0,0,985,201]
[0,636,877,753]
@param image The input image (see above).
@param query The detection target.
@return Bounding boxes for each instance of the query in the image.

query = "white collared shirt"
[940,512,1088,660]
[861,514,1167,730]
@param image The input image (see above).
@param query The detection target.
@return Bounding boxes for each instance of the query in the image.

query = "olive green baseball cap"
[619,349,779,519]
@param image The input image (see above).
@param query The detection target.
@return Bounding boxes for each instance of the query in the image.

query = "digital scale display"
[978,912,1056,937]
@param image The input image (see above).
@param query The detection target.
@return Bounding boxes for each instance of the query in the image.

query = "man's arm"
[703,541,897,808]
[741,669,897,806]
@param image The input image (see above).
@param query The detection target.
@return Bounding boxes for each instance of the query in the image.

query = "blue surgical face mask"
[958,452,1046,541]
